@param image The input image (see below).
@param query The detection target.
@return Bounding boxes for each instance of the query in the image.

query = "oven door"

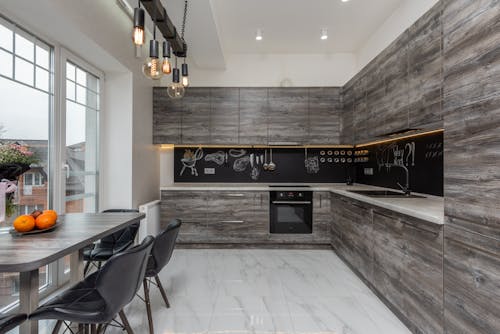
[270,201,312,234]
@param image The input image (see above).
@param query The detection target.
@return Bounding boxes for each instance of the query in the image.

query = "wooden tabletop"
[0,212,145,272]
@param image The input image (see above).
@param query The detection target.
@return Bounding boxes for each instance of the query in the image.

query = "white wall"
[356,0,440,72]
[167,53,357,87]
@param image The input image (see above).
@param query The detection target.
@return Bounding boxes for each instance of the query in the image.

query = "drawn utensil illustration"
[229,149,246,158]
[405,142,415,166]
[204,151,225,165]
[180,148,204,176]
[304,148,320,174]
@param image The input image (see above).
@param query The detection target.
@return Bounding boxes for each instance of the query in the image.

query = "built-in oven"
[270,190,313,234]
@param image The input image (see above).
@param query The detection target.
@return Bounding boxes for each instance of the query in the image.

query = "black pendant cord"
[181,0,188,39]
[137,0,141,8]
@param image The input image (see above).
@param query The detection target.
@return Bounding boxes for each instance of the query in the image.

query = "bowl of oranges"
[10,210,59,236]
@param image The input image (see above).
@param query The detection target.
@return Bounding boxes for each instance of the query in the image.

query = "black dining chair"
[141,219,181,334]
[29,236,154,334]
[83,209,141,275]
[0,313,27,333]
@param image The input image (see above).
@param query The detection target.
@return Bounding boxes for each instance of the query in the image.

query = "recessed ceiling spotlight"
[255,29,263,41]
[341,0,350,2]
[321,28,328,40]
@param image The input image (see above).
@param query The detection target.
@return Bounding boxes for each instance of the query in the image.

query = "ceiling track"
[140,0,187,57]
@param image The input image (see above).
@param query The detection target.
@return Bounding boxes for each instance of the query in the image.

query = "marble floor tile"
[7,249,411,334]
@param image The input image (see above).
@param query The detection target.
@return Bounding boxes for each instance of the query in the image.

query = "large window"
[0,15,102,312]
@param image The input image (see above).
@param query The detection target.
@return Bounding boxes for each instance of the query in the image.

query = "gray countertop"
[160,183,444,225]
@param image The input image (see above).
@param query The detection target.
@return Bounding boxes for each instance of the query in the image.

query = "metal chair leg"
[118,310,134,334]
[154,275,170,308]
[143,279,155,334]
[83,261,91,276]
[52,320,63,334]
[90,324,97,334]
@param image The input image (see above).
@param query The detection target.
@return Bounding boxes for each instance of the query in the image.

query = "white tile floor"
[24,249,412,334]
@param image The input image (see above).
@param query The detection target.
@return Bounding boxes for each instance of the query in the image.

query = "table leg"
[19,269,39,334]
[70,249,84,284]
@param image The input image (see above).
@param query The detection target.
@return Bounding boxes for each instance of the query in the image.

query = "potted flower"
[0,143,39,221]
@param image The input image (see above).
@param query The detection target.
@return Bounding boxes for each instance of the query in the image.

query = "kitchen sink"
[348,190,426,198]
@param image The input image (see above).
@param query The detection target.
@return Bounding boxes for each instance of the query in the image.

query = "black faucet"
[385,163,411,195]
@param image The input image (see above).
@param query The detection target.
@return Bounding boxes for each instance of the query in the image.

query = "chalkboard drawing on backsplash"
[180,148,204,176]
[204,151,225,166]
[377,141,416,171]
[233,156,250,172]
[304,148,320,174]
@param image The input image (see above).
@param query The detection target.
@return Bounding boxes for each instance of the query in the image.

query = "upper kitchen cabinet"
[153,87,343,145]
[181,88,211,144]
[239,88,268,145]
[210,88,239,144]
[153,87,182,144]
[268,88,309,144]
[308,88,342,144]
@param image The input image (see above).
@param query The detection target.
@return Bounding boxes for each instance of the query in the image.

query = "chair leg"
[96,323,108,334]
[118,310,134,334]
[52,320,63,334]
[84,261,91,276]
[90,324,97,334]
[143,279,155,334]
[154,275,170,308]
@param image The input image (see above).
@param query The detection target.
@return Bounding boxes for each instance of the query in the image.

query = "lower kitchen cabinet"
[330,193,444,334]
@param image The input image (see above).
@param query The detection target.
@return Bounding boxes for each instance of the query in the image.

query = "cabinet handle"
[223,193,245,197]
[260,194,263,206]
[272,201,312,205]
[319,194,322,208]
[219,220,245,224]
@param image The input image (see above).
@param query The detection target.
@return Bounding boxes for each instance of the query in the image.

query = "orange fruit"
[13,215,36,233]
[43,210,58,220]
[35,213,57,230]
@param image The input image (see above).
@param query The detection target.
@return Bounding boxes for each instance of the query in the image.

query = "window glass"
[0,22,12,51]
[66,62,75,81]
[15,32,34,61]
[66,79,75,100]
[35,67,49,92]
[14,56,34,85]
[0,49,12,77]
[35,43,50,69]
[76,68,86,86]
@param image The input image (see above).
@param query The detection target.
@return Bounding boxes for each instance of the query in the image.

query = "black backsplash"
[174,147,353,183]
[355,132,443,196]
[173,132,443,196]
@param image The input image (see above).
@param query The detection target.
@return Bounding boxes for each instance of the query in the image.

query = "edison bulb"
[142,57,163,80]
[162,58,172,74]
[182,76,189,87]
[133,27,145,45]
[167,82,185,99]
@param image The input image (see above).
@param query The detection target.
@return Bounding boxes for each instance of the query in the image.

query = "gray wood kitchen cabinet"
[181,88,211,144]
[210,88,239,144]
[160,190,208,243]
[330,193,445,334]
[267,88,309,144]
[372,208,443,334]
[313,191,331,242]
[205,191,266,242]
[308,88,342,144]
[153,87,182,144]
[239,88,268,144]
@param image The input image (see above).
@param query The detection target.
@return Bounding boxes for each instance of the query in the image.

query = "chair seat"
[30,273,108,324]
[83,246,114,262]
[0,313,27,332]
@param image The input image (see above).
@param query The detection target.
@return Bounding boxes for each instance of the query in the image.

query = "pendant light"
[162,41,172,75]
[167,57,185,99]
[142,6,163,80]
[132,1,145,45]
[181,59,189,87]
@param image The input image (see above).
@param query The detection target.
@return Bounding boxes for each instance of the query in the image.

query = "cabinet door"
[372,209,444,334]
[313,191,331,241]
[210,88,239,144]
[181,88,211,144]
[331,195,373,281]
[308,88,342,144]
[160,191,207,243]
[153,88,181,144]
[268,88,308,144]
[205,191,256,242]
[239,88,268,144]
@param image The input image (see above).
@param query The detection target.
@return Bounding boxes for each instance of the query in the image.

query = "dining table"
[0,212,145,334]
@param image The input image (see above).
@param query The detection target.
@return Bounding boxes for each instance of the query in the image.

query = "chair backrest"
[101,209,140,252]
[95,235,154,314]
[147,219,182,275]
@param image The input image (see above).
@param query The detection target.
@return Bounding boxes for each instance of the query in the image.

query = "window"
[23,172,44,186]
[0,15,102,312]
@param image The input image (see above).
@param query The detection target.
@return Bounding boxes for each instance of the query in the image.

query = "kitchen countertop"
[160,183,444,225]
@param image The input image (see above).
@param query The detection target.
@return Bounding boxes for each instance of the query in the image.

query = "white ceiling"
[210,0,404,54]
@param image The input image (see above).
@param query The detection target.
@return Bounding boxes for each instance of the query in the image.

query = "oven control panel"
[271,191,312,201]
